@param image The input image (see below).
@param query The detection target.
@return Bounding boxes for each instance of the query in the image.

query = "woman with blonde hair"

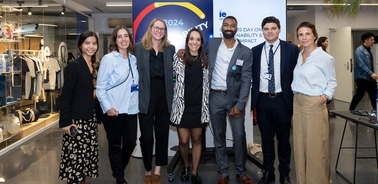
[135,18,176,184]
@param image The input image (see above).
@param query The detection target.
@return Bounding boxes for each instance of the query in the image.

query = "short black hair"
[361,32,375,43]
[223,16,238,26]
[261,16,281,29]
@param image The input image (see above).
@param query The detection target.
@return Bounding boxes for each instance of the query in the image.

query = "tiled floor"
[0,98,377,184]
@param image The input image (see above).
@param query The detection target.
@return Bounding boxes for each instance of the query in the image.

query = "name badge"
[236,59,244,66]
[131,84,138,92]
[263,72,272,80]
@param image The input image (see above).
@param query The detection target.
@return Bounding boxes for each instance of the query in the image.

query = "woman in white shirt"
[291,21,336,184]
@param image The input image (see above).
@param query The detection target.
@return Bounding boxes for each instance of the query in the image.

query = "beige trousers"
[293,93,332,184]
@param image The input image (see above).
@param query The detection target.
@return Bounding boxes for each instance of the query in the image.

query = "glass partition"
[0,1,84,152]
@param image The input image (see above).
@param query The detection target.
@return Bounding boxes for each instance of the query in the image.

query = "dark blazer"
[59,56,96,127]
[251,40,299,113]
[134,42,176,114]
[208,38,252,111]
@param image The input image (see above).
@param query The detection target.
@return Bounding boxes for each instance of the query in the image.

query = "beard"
[222,30,236,39]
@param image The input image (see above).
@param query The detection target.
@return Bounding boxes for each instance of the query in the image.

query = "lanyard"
[127,56,134,84]
[264,43,281,66]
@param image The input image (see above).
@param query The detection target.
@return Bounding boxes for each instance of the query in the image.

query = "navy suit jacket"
[250,40,299,113]
[208,38,253,111]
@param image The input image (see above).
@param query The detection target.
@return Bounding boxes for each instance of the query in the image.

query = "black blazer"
[250,40,299,113]
[134,42,176,114]
[59,56,96,127]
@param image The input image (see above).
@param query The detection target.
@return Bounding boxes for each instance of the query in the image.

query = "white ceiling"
[0,0,316,27]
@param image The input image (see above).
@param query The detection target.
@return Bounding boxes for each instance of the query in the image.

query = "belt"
[150,75,164,79]
[259,92,282,98]
[211,89,227,94]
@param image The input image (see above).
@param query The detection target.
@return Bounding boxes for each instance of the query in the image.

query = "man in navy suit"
[251,16,299,184]
[208,16,253,184]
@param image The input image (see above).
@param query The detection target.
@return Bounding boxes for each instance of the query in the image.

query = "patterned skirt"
[58,114,99,184]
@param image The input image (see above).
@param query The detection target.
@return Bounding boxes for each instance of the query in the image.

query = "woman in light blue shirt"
[291,21,336,184]
[96,25,138,184]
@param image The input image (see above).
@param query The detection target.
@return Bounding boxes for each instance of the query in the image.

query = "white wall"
[288,6,378,52]
[92,13,132,34]
[287,6,316,45]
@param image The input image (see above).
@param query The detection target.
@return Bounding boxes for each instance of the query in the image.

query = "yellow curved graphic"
[154,2,205,19]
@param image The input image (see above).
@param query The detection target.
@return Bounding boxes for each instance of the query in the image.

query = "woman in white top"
[291,21,336,184]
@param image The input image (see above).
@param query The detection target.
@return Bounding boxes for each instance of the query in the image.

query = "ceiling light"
[38,23,58,27]
[106,2,132,6]
[61,6,65,15]
[27,8,32,15]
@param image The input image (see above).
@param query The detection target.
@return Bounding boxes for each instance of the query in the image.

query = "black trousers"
[102,113,137,183]
[139,78,170,172]
[349,78,377,110]
[256,95,292,176]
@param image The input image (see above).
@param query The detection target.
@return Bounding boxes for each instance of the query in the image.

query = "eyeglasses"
[152,26,165,32]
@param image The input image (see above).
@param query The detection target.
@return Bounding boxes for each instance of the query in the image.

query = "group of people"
[57,15,339,184]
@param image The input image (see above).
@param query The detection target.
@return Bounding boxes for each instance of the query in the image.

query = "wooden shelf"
[0,113,59,151]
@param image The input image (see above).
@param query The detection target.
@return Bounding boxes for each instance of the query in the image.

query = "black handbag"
[36,100,49,114]
[15,108,40,124]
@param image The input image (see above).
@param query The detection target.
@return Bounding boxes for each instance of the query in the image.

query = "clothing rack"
[12,49,41,55]
[10,49,41,88]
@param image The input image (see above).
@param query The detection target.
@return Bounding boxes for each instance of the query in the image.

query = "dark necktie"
[268,45,275,94]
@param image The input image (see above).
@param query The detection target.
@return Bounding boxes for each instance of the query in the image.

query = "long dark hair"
[183,28,208,68]
[317,36,327,52]
[109,25,134,54]
[78,31,99,66]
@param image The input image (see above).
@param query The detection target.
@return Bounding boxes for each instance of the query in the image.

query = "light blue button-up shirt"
[291,47,337,100]
[96,51,139,114]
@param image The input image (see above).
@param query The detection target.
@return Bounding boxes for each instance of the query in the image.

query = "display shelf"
[0,113,59,155]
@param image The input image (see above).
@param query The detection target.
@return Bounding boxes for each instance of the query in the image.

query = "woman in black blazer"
[58,31,100,184]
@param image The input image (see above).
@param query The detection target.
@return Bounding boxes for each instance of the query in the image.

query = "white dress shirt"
[259,40,282,93]
[211,38,238,90]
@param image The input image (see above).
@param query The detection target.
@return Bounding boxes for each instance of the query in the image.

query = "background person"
[134,18,176,184]
[251,16,298,184]
[58,30,100,184]
[67,52,75,64]
[349,32,377,110]
[96,25,138,184]
[291,21,336,184]
[317,36,335,117]
[316,36,329,53]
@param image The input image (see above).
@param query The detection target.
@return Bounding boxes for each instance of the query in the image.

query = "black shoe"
[280,175,291,184]
[191,174,202,184]
[328,110,336,117]
[258,171,275,184]
[180,167,190,181]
